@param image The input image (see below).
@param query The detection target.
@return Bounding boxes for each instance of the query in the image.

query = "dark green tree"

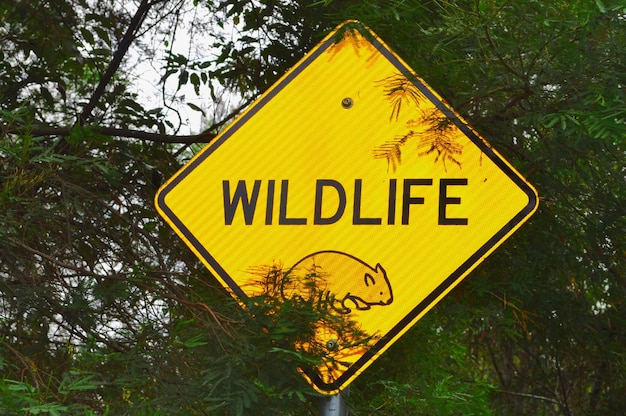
[333,1,626,415]
[1,1,340,414]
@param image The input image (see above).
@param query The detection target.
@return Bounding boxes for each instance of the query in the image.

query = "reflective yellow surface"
[155,21,538,394]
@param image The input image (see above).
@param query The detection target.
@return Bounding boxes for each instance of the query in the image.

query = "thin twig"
[499,390,562,406]
[79,0,167,124]
[2,124,217,144]
[1,342,42,388]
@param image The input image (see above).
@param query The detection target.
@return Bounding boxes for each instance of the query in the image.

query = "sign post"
[155,21,538,396]
[318,388,349,416]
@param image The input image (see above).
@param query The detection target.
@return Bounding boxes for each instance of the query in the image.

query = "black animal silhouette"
[281,251,393,314]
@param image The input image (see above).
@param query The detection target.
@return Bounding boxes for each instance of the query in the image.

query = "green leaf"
[187,102,205,116]
[190,72,201,95]
[80,27,95,45]
[40,87,54,107]
[23,404,69,416]
[58,373,99,394]
[94,26,111,47]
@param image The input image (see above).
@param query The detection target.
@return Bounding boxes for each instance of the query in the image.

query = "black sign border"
[156,21,538,394]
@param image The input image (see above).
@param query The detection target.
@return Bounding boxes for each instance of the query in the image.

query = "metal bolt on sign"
[341,97,353,109]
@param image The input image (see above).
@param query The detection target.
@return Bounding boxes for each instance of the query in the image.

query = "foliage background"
[1,0,624,414]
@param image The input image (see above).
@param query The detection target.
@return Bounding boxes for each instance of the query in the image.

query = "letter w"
[223,180,261,225]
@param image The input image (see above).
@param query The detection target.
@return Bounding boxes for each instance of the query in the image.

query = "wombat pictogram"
[281,250,393,314]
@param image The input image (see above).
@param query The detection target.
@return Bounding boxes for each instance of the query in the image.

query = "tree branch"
[3,96,254,144]
[8,237,93,276]
[499,390,562,406]
[2,124,217,144]
[78,0,165,124]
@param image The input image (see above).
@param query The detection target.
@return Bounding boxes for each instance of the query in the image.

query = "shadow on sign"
[243,250,394,387]
[373,72,465,172]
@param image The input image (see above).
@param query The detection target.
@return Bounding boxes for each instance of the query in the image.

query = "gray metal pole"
[318,387,349,416]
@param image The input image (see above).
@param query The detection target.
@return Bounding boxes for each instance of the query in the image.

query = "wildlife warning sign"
[155,21,538,394]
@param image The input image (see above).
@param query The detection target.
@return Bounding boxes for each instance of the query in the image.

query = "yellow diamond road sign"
[155,21,538,394]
